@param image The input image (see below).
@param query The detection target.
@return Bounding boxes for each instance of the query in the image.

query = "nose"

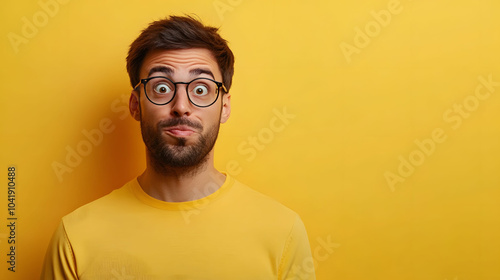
[170,84,192,117]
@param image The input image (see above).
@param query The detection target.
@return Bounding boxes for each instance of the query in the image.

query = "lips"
[164,125,196,137]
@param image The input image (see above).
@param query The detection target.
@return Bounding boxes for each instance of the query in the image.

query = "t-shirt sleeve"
[278,215,316,280]
[40,221,78,280]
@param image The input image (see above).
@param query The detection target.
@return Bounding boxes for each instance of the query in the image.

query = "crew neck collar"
[128,172,234,211]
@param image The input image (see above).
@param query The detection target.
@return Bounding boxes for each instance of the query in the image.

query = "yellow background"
[1,0,499,279]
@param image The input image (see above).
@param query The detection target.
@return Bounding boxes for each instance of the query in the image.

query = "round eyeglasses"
[134,76,228,108]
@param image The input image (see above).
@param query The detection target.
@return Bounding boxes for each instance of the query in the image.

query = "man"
[42,15,315,279]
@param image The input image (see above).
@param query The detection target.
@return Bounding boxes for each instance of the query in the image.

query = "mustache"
[158,118,203,131]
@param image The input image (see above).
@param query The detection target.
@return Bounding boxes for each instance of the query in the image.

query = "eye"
[192,84,209,96]
[154,82,173,95]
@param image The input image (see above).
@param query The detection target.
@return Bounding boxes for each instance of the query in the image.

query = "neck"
[137,150,226,202]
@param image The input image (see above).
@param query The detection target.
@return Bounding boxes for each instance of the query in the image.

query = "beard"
[140,116,220,175]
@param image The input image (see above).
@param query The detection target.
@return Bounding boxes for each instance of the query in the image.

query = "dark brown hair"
[126,15,234,92]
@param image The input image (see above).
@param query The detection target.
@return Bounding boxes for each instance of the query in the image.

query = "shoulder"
[61,179,135,231]
[228,177,301,223]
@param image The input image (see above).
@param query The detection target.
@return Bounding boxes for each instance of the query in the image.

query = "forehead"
[140,48,221,79]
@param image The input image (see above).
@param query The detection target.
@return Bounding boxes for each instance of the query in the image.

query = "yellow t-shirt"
[41,174,315,279]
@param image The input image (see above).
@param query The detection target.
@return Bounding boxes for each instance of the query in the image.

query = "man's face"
[129,48,231,171]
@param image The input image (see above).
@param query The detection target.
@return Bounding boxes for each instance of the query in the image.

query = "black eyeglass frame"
[133,76,228,108]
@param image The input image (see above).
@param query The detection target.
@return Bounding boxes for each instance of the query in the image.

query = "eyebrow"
[147,66,216,80]
[148,66,172,77]
[189,68,215,80]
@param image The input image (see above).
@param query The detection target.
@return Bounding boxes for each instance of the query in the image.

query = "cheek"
[205,106,223,123]
[140,99,168,121]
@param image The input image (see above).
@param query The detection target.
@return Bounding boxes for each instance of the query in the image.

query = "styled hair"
[126,15,234,92]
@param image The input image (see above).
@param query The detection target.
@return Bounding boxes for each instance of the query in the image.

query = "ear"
[220,93,231,124]
[129,90,141,121]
